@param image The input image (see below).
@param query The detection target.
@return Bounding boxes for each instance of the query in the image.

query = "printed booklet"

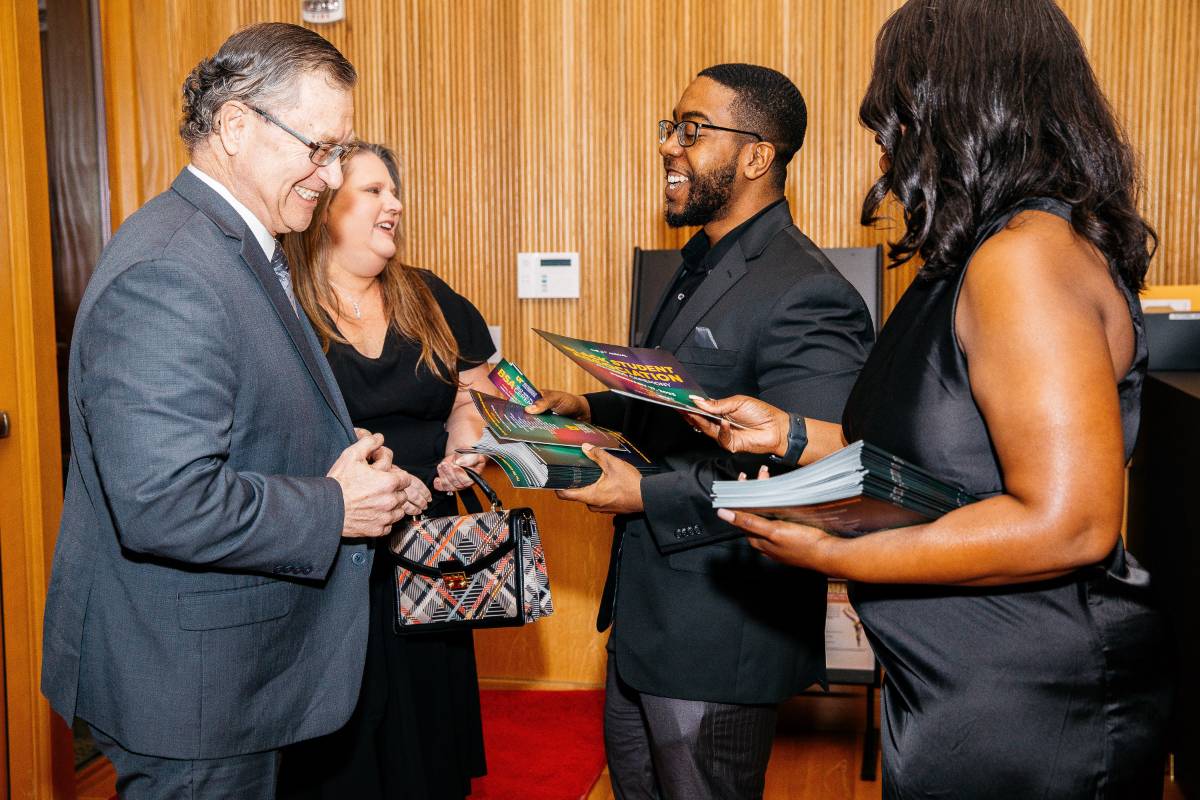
[465,389,658,489]
[533,329,732,422]
[470,391,624,450]
[711,441,977,536]
[487,358,543,406]
[462,429,659,490]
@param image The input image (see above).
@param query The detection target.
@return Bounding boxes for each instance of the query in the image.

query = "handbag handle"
[456,466,503,514]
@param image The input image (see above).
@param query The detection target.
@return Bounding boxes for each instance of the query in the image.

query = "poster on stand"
[825,579,876,682]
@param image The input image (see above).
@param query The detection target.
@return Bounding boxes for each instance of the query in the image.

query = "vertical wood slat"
[98,0,1200,391]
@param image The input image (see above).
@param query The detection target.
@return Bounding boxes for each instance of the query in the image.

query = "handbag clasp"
[438,559,469,590]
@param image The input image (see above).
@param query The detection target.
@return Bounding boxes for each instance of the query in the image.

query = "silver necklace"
[329,281,374,319]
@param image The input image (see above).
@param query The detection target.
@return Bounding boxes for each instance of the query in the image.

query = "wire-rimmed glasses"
[248,105,356,167]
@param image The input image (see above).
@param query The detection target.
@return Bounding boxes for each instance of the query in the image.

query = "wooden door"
[0,2,73,797]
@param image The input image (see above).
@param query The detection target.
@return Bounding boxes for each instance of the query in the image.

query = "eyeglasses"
[248,105,356,167]
[658,119,763,148]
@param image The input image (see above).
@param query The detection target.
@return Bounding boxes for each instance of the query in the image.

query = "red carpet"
[472,689,606,800]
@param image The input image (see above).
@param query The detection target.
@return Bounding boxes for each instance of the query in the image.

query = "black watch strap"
[768,414,808,466]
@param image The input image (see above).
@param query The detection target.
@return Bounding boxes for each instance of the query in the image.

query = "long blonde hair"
[284,142,460,383]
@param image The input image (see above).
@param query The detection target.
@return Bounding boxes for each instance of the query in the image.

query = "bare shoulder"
[966,210,1108,299]
[958,209,1133,372]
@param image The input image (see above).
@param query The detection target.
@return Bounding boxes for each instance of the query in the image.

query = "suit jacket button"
[351,552,366,565]
[302,566,313,574]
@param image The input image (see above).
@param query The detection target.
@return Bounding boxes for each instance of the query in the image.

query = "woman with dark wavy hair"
[688,0,1171,795]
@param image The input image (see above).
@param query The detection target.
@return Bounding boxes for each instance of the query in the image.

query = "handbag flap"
[390,509,515,574]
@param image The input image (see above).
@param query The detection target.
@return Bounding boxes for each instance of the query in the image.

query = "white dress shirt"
[187,164,278,260]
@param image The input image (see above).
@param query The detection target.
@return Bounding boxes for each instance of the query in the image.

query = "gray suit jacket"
[41,169,373,759]
[588,201,874,704]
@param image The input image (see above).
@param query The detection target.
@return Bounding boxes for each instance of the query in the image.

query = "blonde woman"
[278,142,496,799]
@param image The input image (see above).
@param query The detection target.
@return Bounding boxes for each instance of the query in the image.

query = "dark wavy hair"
[698,63,807,190]
[860,0,1155,291]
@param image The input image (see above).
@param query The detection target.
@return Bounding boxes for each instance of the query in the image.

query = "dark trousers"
[89,724,277,800]
[603,658,778,800]
[276,553,484,800]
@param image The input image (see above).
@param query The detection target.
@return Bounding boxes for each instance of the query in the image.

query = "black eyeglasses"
[248,105,356,167]
[658,119,763,148]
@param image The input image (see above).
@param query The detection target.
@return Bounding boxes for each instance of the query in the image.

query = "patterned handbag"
[389,467,554,633]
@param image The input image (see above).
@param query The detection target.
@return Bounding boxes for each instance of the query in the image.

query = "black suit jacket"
[589,201,874,705]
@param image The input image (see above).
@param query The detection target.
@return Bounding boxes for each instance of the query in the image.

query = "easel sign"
[825,579,876,685]
[823,578,881,780]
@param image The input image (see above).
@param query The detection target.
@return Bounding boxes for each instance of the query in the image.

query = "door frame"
[0,2,73,797]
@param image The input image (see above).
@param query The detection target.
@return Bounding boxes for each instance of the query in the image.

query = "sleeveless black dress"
[279,270,494,799]
[841,199,1171,798]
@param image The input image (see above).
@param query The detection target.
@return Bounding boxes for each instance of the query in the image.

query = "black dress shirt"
[644,198,787,348]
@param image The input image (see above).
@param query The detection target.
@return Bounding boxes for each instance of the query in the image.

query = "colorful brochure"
[460,429,659,490]
[469,391,626,451]
[488,359,543,406]
[534,329,725,421]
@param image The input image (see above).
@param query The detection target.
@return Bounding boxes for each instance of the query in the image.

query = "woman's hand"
[686,395,790,456]
[433,452,487,493]
[392,467,433,516]
[716,508,836,571]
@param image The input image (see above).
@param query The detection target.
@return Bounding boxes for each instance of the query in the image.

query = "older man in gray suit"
[40,23,430,798]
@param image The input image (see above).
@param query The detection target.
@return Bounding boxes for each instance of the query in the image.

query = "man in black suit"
[530,64,873,799]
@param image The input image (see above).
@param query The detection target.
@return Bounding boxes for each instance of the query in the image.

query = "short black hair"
[697,63,807,188]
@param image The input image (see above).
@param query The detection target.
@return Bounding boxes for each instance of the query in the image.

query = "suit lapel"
[171,168,355,440]
[239,238,355,439]
[296,303,355,434]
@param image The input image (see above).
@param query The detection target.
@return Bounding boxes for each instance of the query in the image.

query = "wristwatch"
[768,414,808,466]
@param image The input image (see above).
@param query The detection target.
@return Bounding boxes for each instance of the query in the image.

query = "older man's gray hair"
[180,21,356,151]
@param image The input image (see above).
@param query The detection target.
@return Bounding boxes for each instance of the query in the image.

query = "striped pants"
[603,659,779,800]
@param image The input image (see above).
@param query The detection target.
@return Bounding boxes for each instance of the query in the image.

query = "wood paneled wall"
[96,0,1200,686]
[100,0,1200,394]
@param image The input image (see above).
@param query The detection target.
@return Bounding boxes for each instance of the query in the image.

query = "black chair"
[629,247,683,346]
[821,246,883,333]
[630,244,883,344]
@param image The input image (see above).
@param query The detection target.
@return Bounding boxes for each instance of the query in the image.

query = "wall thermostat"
[517,252,580,299]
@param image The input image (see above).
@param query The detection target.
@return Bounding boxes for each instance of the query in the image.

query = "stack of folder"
[711,441,976,536]
[464,428,659,490]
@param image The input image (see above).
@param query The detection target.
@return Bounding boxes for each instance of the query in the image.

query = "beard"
[664,156,738,228]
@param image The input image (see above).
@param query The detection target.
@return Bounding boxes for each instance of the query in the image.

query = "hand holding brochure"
[461,429,659,490]
[470,391,625,450]
[466,390,659,489]
[534,329,727,421]
[712,441,977,536]
[488,359,543,406]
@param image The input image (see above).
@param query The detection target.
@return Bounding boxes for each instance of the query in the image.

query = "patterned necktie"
[270,245,300,317]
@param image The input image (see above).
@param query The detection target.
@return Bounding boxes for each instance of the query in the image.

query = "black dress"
[279,270,494,799]
[841,199,1172,798]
